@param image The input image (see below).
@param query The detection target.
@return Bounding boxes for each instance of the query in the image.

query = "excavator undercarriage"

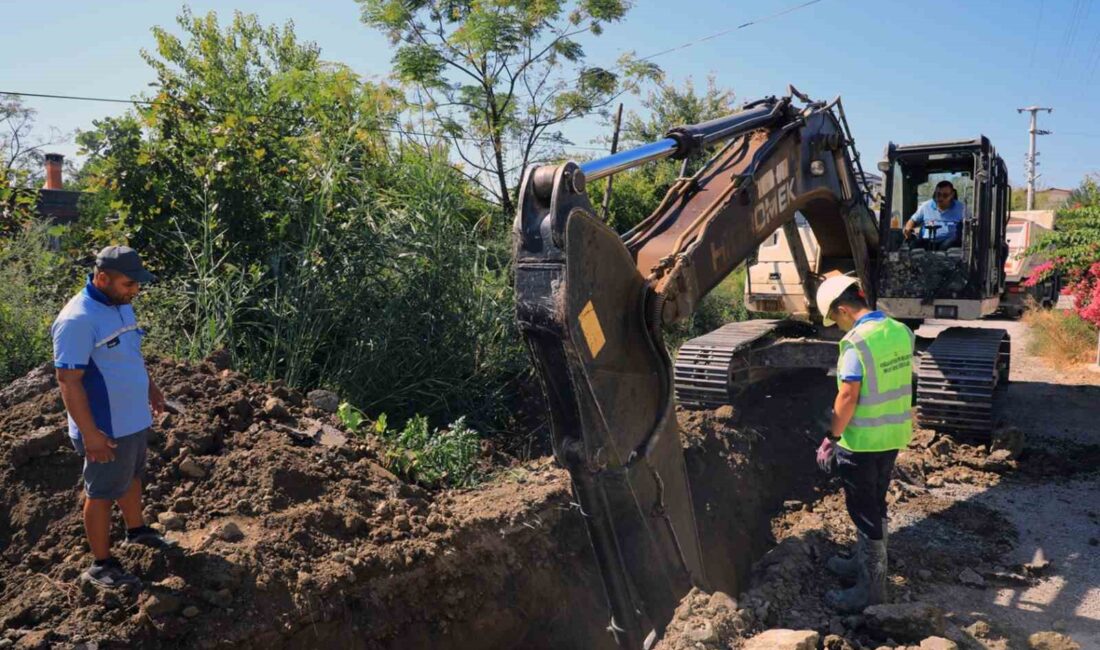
[514,89,879,647]
[513,87,1013,647]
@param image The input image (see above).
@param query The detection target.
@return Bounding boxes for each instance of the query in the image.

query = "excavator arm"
[512,89,878,648]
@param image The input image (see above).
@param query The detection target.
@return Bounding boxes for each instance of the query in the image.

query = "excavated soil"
[659,408,1100,649]
[0,357,838,650]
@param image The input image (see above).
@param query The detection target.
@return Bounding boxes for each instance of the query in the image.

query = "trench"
[275,371,833,650]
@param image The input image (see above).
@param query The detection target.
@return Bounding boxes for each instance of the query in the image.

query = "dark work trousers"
[835,446,899,541]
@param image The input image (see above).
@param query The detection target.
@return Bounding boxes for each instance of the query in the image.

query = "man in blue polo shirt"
[52,245,173,589]
[903,180,968,249]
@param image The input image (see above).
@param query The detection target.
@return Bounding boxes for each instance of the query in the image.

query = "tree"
[359,0,660,215]
[1,95,70,236]
[75,8,405,272]
[72,9,524,433]
[588,76,736,232]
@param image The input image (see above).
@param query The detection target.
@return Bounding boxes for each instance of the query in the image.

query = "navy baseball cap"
[95,246,156,283]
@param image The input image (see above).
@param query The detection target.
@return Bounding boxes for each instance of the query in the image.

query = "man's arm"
[56,369,117,462]
[148,377,165,416]
[831,380,861,438]
[903,205,924,239]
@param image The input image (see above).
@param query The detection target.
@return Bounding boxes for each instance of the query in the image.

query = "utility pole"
[1016,106,1053,210]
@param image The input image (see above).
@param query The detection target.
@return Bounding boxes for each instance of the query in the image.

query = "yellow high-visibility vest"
[836,317,915,452]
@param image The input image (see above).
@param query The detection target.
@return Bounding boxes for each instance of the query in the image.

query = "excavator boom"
[512,89,878,647]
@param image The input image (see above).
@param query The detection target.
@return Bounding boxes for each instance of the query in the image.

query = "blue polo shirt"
[838,311,886,381]
[51,278,152,440]
[909,198,966,246]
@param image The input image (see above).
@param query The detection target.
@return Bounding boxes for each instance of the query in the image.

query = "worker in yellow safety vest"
[814,275,915,613]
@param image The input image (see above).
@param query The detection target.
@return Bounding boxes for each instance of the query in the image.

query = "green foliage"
[72,9,524,433]
[0,224,81,384]
[587,77,737,233]
[1025,175,1100,327]
[337,401,366,433]
[1010,186,1070,211]
[0,178,38,239]
[663,269,749,351]
[2,95,65,236]
[358,0,659,214]
[1027,177,1100,277]
[379,415,482,488]
[1068,174,1100,209]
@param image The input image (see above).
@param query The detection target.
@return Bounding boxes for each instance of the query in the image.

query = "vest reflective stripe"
[849,411,912,428]
[837,317,915,452]
[856,384,913,407]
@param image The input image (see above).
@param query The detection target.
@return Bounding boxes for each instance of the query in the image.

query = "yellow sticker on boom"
[579,300,606,359]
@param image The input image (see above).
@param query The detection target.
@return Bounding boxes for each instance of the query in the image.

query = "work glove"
[816,437,837,473]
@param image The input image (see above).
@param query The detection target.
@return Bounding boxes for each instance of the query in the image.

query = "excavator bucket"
[513,163,706,648]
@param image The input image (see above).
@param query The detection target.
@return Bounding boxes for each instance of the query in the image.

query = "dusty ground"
[0,357,610,649]
[0,353,839,649]
[661,317,1100,650]
[913,318,1100,649]
[0,317,1095,649]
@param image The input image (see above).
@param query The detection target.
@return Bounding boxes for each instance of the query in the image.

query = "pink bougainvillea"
[1072,263,1100,327]
[1023,261,1056,288]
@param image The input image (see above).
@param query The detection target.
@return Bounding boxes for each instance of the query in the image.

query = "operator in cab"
[902,180,966,249]
[814,275,915,613]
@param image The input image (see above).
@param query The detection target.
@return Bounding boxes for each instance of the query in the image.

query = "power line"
[568,0,823,87]
[1028,0,1046,73]
[632,0,823,65]
[0,90,610,153]
[3,1,827,156]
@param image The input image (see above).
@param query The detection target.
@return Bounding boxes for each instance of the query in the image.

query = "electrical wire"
[0,90,610,153]
[3,0,827,157]
[567,0,824,87]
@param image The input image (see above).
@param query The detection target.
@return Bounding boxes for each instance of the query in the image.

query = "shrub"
[1025,180,1100,327]
[0,224,80,384]
[338,404,482,488]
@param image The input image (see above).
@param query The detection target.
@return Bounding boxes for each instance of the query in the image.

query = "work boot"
[826,533,887,613]
[826,535,864,583]
[827,519,886,584]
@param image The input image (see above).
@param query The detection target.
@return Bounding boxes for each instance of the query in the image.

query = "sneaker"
[81,558,141,589]
[122,526,177,550]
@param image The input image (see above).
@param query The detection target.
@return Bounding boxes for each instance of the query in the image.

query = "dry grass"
[1023,307,1098,366]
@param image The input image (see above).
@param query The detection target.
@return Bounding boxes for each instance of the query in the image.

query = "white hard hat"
[816,275,860,327]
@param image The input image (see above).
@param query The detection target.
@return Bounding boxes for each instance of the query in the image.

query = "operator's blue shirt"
[838,311,887,381]
[51,277,152,440]
[909,198,966,246]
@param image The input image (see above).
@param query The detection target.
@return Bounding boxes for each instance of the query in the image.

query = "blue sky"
[2,0,1098,189]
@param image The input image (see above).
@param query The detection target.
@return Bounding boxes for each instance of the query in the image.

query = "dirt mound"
[0,358,605,649]
[0,359,846,649]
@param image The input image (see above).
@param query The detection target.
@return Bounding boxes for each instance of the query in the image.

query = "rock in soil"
[920,636,958,650]
[958,567,986,587]
[863,602,946,640]
[1028,631,1082,650]
[306,389,341,413]
[210,521,244,542]
[742,629,819,649]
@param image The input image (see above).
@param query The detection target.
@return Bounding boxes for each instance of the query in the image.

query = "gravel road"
[914,318,1100,648]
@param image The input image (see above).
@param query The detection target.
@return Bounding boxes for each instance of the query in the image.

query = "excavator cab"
[876,138,1010,321]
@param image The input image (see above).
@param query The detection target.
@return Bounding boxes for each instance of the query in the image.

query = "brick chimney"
[44,153,64,190]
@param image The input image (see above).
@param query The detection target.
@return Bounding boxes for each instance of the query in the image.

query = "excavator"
[511,87,1011,648]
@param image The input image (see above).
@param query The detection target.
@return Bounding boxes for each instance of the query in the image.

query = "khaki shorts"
[70,428,150,500]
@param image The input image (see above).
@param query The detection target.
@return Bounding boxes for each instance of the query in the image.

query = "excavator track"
[916,327,1010,435]
[674,320,784,408]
